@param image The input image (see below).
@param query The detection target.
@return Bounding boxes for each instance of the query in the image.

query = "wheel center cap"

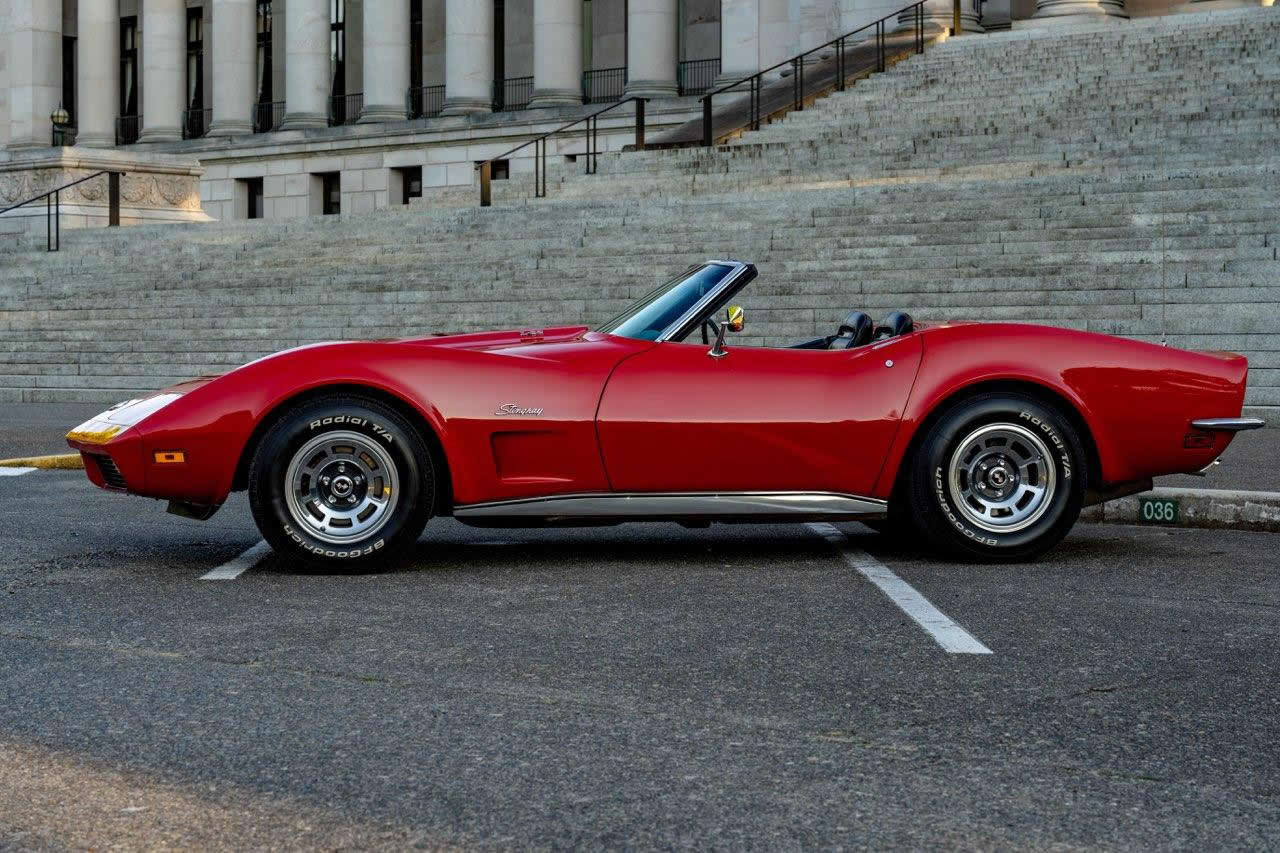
[316,461,367,506]
[988,468,1009,487]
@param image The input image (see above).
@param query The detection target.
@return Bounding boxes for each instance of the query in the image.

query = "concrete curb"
[1242,407,1277,428]
[1081,487,1280,533]
[0,453,84,470]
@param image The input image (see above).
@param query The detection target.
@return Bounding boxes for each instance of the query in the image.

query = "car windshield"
[597,263,735,341]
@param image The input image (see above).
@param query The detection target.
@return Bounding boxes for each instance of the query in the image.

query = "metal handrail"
[493,75,535,112]
[115,114,142,146]
[699,0,933,146]
[182,106,213,140]
[328,92,363,126]
[582,67,625,104]
[0,170,125,252]
[253,100,286,133]
[474,96,648,207]
[407,84,446,119]
[677,57,722,96]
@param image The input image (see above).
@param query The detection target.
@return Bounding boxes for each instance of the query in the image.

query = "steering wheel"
[700,315,720,345]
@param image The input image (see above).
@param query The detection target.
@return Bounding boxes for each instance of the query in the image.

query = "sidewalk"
[2,403,101,461]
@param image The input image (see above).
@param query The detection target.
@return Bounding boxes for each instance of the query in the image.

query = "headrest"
[837,311,874,341]
[829,311,874,350]
[875,311,914,339]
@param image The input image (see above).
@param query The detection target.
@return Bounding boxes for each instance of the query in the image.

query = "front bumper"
[66,393,185,493]
[67,426,145,493]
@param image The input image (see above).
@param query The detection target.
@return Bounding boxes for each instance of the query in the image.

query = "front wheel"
[248,396,434,570]
[904,393,1086,562]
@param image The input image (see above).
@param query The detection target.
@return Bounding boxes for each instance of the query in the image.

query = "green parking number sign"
[1138,496,1179,525]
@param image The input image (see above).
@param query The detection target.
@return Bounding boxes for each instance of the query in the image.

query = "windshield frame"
[596,260,755,343]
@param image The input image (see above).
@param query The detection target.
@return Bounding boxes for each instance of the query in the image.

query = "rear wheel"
[248,396,434,570]
[905,393,1085,562]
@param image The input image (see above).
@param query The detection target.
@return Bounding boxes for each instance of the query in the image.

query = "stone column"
[76,0,120,147]
[898,0,984,34]
[360,0,411,121]
[209,0,257,136]
[6,0,62,149]
[441,0,493,115]
[1032,0,1127,19]
[792,0,838,57]
[139,0,186,142]
[716,0,760,86]
[758,0,794,71]
[624,0,678,99]
[281,0,331,129]
[529,0,584,108]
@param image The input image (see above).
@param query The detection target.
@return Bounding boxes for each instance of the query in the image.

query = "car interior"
[790,310,915,350]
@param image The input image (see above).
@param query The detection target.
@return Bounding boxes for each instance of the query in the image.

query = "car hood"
[393,325,594,351]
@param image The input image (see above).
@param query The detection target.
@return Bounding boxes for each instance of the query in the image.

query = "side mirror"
[709,305,745,359]
[725,305,745,333]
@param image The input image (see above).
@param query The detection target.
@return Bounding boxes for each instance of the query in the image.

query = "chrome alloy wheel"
[947,422,1057,534]
[283,430,400,545]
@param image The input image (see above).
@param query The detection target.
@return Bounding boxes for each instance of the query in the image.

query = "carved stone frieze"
[0,148,211,232]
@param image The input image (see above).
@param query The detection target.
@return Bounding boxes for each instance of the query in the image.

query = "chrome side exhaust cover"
[454,491,888,522]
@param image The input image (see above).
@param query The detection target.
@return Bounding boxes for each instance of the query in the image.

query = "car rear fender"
[874,325,1251,498]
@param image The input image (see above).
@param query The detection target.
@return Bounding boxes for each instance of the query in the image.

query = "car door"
[595,334,923,498]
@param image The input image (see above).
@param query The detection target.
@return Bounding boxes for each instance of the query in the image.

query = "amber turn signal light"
[153,451,186,464]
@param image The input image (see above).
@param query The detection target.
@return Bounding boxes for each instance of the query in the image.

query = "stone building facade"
[1,0,1185,223]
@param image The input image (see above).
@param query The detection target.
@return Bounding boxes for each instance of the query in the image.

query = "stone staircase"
[1,5,1277,409]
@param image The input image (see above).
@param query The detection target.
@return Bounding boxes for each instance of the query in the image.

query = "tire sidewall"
[250,400,432,568]
[915,395,1085,558]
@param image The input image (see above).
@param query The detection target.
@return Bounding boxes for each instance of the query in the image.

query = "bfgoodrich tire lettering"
[248,395,434,570]
[906,393,1086,562]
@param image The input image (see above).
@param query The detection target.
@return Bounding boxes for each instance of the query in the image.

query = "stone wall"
[184,98,702,221]
[0,148,210,243]
[0,0,8,150]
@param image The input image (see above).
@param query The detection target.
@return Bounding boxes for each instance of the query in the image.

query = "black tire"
[904,393,1086,562]
[248,395,434,571]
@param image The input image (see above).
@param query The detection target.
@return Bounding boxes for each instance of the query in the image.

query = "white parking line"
[200,541,272,581]
[0,467,37,477]
[806,522,993,655]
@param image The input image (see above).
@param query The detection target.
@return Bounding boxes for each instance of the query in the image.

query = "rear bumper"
[1190,418,1265,433]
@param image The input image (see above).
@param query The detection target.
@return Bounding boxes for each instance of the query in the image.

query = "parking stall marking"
[806,523,993,655]
[200,541,272,581]
[0,467,37,477]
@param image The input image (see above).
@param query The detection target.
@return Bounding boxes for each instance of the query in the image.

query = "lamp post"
[50,104,72,146]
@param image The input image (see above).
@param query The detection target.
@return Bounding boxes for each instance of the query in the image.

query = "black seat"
[826,311,874,350]
[873,311,914,341]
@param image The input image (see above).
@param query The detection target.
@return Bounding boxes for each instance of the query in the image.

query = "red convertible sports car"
[68,260,1262,567]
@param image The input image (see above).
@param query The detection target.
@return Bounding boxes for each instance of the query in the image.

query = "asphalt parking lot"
[3,453,1279,848]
